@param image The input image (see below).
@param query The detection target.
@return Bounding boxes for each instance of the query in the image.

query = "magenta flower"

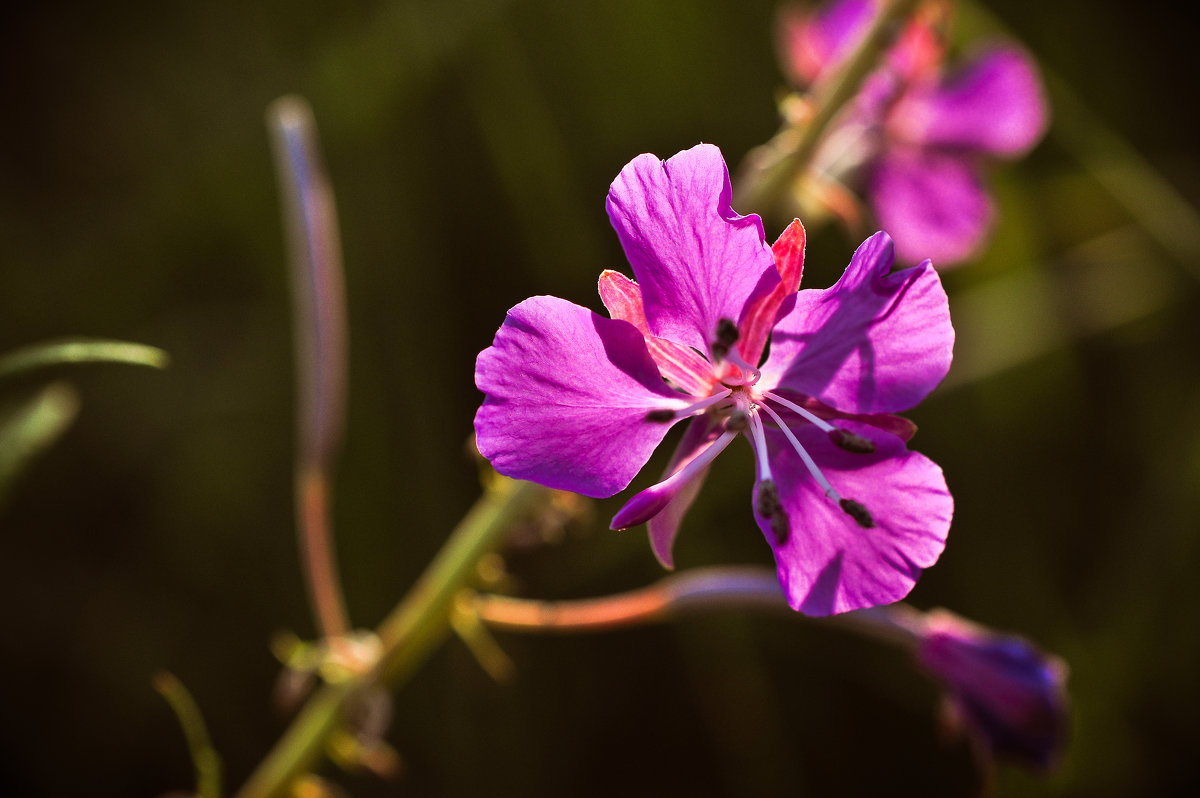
[475,144,953,615]
[916,610,1070,770]
[779,0,1048,265]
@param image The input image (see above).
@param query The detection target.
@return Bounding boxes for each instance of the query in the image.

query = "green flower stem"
[735,0,923,213]
[0,338,169,381]
[154,671,224,798]
[232,477,550,798]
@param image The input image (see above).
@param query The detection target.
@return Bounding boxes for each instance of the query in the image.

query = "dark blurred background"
[1,1,1197,795]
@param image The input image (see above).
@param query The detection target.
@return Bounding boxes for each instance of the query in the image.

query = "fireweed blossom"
[475,144,953,615]
[916,610,1070,770]
[778,0,1048,265]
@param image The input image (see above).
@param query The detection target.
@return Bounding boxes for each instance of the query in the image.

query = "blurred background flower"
[1,1,1197,796]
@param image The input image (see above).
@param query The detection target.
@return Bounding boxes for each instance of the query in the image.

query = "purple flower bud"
[916,610,1069,770]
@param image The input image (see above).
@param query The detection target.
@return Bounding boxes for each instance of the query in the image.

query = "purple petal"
[869,147,993,265]
[606,144,778,356]
[890,46,1048,157]
[475,296,690,497]
[759,232,953,414]
[760,421,952,615]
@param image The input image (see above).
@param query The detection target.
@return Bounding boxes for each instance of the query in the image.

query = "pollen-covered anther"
[829,428,876,454]
[755,479,790,544]
[839,498,875,529]
[710,317,740,361]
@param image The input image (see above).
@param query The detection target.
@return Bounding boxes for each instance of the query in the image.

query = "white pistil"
[762,391,836,432]
[746,409,774,483]
[610,428,738,531]
[723,349,762,386]
[758,402,841,502]
[667,429,738,487]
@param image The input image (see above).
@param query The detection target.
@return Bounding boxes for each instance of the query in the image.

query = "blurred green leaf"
[0,338,170,381]
[0,382,80,508]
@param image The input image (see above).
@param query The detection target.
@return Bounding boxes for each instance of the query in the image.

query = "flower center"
[643,318,878,537]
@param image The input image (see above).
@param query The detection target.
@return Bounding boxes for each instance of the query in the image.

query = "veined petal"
[646,417,725,568]
[761,422,952,615]
[870,147,993,265]
[760,232,953,414]
[475,296,690,497]
[605,144,778,356]
[737,219,806,368]
[889,46,1048,158]
[598,269,716,396]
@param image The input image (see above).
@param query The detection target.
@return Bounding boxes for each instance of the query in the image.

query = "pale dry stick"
[155,671,224,798]
[267,96,352,639]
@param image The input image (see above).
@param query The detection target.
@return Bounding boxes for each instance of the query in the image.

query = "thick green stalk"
[735,0,923,213]
[232,478,549,798]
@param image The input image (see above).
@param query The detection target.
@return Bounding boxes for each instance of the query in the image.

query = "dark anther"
[756,480,790,544]
[710,317,740,361]
[645,409,676,423]
[756,479,780,516]
[839,498,875,529]
[725,409,748,433]
[829,428,876,454]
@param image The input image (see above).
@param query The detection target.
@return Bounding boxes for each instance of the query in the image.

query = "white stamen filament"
[659,387,733,419]
[670,429,738,486]
[763,390,835,433]
[745,409,774,483]
[758,402,841,502]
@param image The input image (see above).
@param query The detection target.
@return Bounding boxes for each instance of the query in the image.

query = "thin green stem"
[0,338,169,381]
[0,382,80,506]
[155,671,224,798]
[232,477,549,798]
[735,0,923,213]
